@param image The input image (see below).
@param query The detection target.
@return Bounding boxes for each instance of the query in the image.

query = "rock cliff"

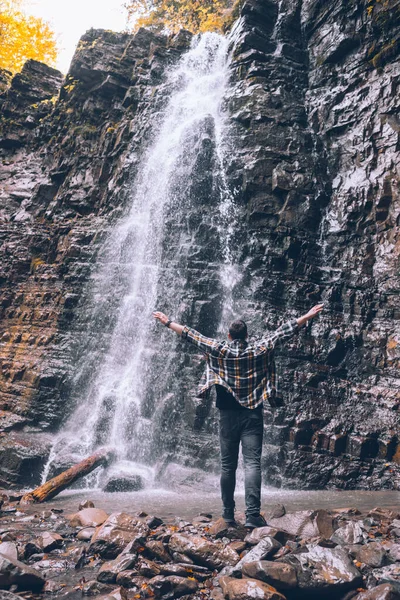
[0,0,399,489]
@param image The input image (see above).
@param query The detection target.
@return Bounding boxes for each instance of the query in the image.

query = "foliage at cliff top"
[0,0,58,74]
[125,0,241,33]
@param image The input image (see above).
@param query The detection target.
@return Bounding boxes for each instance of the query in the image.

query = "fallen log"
[21,448,114,505]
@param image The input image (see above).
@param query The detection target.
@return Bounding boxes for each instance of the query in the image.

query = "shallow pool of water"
[36,487,400,521]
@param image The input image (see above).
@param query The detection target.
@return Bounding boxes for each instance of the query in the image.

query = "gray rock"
[0,543,18,561]
[219,576,286,600]
[0,554,45,591]
[285,544,362,593]
[368,565,400,591]
[331,521,364,545]
[169,533,239,570]
[353,583,400,599]
[233,538,282,574]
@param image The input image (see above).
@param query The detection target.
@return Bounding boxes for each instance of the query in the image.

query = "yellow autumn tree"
[0,0,58,74]
[125,0,239,34]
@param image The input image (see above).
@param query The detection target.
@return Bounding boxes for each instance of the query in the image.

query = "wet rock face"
[0,0,399,489]
[225,0,400,489]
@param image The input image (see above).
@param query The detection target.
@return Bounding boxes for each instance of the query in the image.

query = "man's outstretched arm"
[153,311,184,336]
[260,303,324,350]
[152,311,220,354]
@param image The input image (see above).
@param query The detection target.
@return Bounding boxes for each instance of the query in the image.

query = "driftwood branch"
[21,448,114,505]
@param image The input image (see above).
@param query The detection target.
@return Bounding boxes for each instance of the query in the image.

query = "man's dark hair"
[229,319,248,340]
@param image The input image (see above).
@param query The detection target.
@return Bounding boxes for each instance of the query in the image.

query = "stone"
[77,527,96,541]
[208,518,248,540]
[242,560,298,589]
[354,542,387,568]
[97,554,137,583]
[38,531,63,552]
[102,474,143,493]
[284,544,362,593]
[137,558,161,578]
[268,510,332,539]
[148,574,198,598]
[43,580,64,593]
[233,538,282,574]
[144,540,172,563]
[82,580,114,596]
[169,533,239,570]
[90,513,148,558]
[245,526,295,546]
[0,593,26,600]
[331,521,364,545]
[115,572,148,590]
[0,554,45,591]
[368,565,400,590]
[219,576,286,600]
[68,508,109,527]
[353,584,400,599]
[79,500,95,510]
[264,505,286,520]
[0,543,18,561]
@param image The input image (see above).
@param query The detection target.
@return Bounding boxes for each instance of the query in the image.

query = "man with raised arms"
[153,304,324,528]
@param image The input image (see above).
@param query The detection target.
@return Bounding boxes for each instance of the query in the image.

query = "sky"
[25,0,129,73]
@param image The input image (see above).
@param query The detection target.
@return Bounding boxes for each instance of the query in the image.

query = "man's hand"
[153,311,170,326]
[297,303,324,327]
[153,311,185,336]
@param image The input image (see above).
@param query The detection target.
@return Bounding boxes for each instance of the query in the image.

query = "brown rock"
[97,554,137,583]
[90,513,148,558]
[264,505,286,520]
[79,500,95,510]
[208,518,247,540]
[219,576,286,600]
[77,527,96,541]
[353,583,400,599]
[268,510,332,539]
[68,508,109,528]
[242,560,298,589]
[169,533,239,570]
[233,538,282,574]
[355,542,387,568]
[38,531,63,552]
[149,574,198,598]
[115,572,148,590]
[137,558,161,578]
[145,540,172,563]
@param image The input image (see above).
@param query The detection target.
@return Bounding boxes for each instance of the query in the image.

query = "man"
[153,304,324,528]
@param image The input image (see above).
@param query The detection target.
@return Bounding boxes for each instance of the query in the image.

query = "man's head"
[228,319,248,341]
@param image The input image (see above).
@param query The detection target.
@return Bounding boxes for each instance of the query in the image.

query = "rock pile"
[1,499,400,599]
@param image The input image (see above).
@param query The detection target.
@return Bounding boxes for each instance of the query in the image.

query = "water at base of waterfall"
[42,32,237,488]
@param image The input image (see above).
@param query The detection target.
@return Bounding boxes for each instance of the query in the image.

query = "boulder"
[115,572,148,589]
[169,533,239,570]
[68,508,109,527]
[368,565,400,591]
[268,510,333,539]
[0,554,45,591]
[233,538,282,574]
[353,583,400,599]
[245,526,295,546]
[148,574,198,598]
[0,543,18,561]
[90,513,148,558]
[38,531,63,552]
[208,518,247,540]
[77,527,96,541]
[97,554,137,583]
[102,474,143,493]
[144,540,172,563]
[285,544,362,594]
[354,542,387,568]
[242,560,298,590]
[219,576,286,600]
[331,521,364,545]
[137,558,161,578]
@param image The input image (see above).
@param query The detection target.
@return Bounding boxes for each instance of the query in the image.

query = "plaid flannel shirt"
[181,319,299,409]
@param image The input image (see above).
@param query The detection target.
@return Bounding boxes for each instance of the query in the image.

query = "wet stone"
[368,565,400,591]
[245,526,295,546]
[148,574,198,599]
[0,543,18,561]
[145,540,172,563]
[219,576,286,600]
[331,521,364,545]
[0,554,45,591]
[355,542,388,568]
[68,508,109,528]
[90,513,148,558]
[233,538,282,574]
[82,580,114,596]
[97,554,138,583]
[77,527,96,541]
[38,531,63,552]
[79,500,95,510]
[353,583,400,599]
[169,533,239,570]
[242,560,298,590]
[137,558,161,577]
[115,572,148,590]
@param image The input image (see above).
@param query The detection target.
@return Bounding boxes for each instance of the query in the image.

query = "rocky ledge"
[0,497,400,600]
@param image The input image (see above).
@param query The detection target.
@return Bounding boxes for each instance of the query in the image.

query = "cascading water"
[44,32,241,487]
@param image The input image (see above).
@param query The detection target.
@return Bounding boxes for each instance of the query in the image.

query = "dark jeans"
[219,408,263,519]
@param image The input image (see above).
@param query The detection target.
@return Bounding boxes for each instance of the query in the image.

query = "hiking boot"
[222,509,235,527]
[245,514,267,529]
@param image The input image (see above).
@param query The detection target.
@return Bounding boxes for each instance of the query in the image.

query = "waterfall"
[43,32,237,487]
